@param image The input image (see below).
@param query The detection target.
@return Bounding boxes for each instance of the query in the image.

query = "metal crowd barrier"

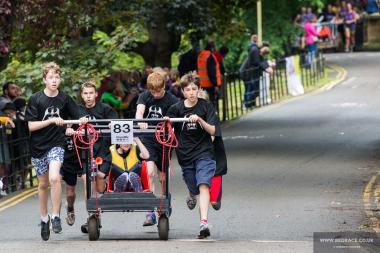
[217,53,325,121]
[0,124,34,196]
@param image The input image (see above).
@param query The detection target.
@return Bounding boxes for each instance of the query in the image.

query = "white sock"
[51,214,59,219]
[41,215,49,222]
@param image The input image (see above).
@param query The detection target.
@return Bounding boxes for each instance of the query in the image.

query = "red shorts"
[210,175,222,203]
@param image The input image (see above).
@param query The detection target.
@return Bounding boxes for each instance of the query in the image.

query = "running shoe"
[198,223,210,239]
[66,208,75,226]
[81,222,88,233]
[51,216,62,233]
[40,216,51,241]
[186,195,197,210]
[211,201,221,211]
[143,212,157,226]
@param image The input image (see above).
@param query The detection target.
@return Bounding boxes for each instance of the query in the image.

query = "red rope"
[73,123,99,168]
[154,120,178,215]
[73,123,100,211]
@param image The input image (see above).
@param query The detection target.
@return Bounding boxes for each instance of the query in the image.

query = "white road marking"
[251,240,309,243]
[330,102,367,108]
[223,135,265,140]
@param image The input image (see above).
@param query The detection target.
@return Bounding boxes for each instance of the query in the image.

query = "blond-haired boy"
[135,71,178,226]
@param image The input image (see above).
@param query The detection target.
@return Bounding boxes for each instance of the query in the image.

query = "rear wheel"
[88,216,100,241]
[158,214,169,240]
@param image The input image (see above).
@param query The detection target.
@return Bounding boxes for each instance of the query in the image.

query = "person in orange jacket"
[197,40,222,108]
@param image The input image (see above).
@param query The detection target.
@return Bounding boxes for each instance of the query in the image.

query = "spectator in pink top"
[304,16,319,68]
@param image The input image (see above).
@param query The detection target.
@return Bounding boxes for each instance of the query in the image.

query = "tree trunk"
[133,14,180,68]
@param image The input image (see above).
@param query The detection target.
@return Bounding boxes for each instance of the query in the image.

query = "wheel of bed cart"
[88,216,100,241]
[158,214,169,240]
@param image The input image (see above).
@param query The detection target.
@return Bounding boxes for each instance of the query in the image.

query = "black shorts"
[61,162,84,186]
[140,136,170,172]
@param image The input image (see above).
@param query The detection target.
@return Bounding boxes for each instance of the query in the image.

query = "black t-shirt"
[137,90,178,119]
[79,102,118,123]
[136,90,178,139]
[167,98,216,166]
[79,102,119,158]
[25,90,83,158]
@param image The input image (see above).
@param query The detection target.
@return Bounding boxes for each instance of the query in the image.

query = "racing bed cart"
[66,118,186,241]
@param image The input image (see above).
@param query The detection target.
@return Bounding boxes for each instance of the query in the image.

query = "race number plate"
[111,121,133,144]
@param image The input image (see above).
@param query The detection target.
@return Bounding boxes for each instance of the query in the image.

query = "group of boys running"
[25,62,227,241]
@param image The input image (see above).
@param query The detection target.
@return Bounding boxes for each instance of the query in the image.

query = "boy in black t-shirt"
[135,72,178,226]
[25,62,87,241]
[61,80,118,233]
[167,72,216,239]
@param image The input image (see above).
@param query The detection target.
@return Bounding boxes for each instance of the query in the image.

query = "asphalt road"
[1,52,380,253]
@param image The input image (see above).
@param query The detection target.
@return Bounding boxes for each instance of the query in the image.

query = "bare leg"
[345,29,350,51]
[198,184,210,221]
[38,174,50,218]
[66,185,76,209]
[157,169,166,195]
[49,161,62,216]
[96,172,106,193]
[146,161,157,193]
[81,174,87,197]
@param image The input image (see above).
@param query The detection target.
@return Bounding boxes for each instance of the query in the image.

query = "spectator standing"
[140,65,153,90]
[178,34,200,77]
[214,46,229,75]
[322,4,337,22]
[0,102,16,195]
[197,39,222,108]
[244,43,274,108]
[304,16,319,67]
[0,82,18,106]
[365,0,379,14]
[344,2,358,52]
[12,97,29,190]
[166,69,183,98]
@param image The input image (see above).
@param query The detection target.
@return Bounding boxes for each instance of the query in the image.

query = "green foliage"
[1,0,333,95]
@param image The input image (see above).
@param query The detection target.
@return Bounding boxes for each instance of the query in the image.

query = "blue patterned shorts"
[31,147,65,177]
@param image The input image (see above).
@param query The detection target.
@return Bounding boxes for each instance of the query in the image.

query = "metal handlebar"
[63,118,189,125]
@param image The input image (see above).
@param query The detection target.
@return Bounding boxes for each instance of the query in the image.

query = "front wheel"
[158,214,169,240]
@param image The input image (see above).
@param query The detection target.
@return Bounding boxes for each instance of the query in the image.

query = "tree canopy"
[0,0,329,95]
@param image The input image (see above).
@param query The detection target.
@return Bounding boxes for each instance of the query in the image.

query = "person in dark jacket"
[244,42,274,108]
[178,34,200,77]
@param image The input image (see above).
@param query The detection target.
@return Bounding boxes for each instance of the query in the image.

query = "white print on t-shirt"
[84,115,100,126]
[84,115,97,121]
[65,137,74,150]
[85,115,96,120]
[42,106,60,121]
[182,114,203,131]
[147,106,163,118]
